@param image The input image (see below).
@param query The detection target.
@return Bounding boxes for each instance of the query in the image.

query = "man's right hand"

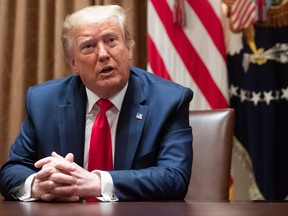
[31,152,79,202]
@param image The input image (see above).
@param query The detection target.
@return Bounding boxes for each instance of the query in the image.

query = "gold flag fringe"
[233,137,288,200]
[232,136,265,200]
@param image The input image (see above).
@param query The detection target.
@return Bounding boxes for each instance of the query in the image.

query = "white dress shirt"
[16,83,128,202]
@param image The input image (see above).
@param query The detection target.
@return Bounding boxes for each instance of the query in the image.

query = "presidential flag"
[227,0,288,200]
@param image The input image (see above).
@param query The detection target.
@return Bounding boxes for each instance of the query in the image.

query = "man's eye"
[83,43,94,49]
[106,37,117,46]
[81,43,95,54]
[108,37,115,42]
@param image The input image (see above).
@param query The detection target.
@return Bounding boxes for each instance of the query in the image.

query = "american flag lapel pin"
[136,112,143,120]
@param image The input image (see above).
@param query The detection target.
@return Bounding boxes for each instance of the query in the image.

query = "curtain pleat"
[0,0,147,166]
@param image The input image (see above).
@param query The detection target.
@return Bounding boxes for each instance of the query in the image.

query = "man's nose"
[97,43,110,62]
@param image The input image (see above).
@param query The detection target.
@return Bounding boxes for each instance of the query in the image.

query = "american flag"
[148,0,229,110]
[231,0,257,30]
[147,0,231,198]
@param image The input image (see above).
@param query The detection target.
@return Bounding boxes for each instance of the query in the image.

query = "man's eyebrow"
[77,37,94,44]
[101,28,120,36]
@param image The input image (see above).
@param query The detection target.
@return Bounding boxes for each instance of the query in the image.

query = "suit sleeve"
[0,87,39,200]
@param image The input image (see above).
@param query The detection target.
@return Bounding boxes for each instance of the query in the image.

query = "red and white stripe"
[148,0,229,110]
[231,0,257,30]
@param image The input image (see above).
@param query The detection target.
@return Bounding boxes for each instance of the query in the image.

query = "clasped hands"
[31,152,101,202]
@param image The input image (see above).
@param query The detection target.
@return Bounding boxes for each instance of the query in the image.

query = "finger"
[35,179,78,199]
[51,151,63,158]
[53,161,76,172]
[36,157,76,173]
[36,165,77,181]
[35,152,73,168]
[51,152,74,163]
[52,184,78,195]
[35,157,54,168]
[36,175,76,189]
[49,172,77,185]
[64,153,74,163]
[37,179,62,191]
[36,166,56,179]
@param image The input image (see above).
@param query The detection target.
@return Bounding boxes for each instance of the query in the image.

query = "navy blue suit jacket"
[0,66,193,201]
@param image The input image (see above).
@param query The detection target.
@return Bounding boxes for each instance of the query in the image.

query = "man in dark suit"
[0,5,193,202]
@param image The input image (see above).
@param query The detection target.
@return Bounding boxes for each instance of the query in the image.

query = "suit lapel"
[114,71,149,170]
[58,76,86,166]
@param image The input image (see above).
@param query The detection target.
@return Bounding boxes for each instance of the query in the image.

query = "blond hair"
[61,5,135,59]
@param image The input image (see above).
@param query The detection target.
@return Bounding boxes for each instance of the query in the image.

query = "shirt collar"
[86,82,128,113]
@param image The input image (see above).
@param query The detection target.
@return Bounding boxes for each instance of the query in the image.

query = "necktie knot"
[97,99,112,113]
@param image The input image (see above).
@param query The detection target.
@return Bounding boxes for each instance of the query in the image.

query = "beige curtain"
[0,0,147,166]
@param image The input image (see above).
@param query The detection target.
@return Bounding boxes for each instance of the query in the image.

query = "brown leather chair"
[185,108,235,201]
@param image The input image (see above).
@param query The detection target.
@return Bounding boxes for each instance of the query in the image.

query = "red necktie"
[86,99,113,202]
[88,99,113,171]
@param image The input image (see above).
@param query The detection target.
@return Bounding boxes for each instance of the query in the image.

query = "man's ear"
[67,57,78,74]
[128,46,133,61]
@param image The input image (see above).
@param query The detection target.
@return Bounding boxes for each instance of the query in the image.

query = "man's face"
[69,20,133,98]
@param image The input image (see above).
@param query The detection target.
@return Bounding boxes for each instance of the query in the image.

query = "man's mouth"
[101,66,113,73]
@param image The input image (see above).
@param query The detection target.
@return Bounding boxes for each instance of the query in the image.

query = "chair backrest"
[185,108,235,201]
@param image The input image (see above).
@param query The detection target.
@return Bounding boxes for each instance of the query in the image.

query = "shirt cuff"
[15,173,37,202]
[92,170,118,202]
